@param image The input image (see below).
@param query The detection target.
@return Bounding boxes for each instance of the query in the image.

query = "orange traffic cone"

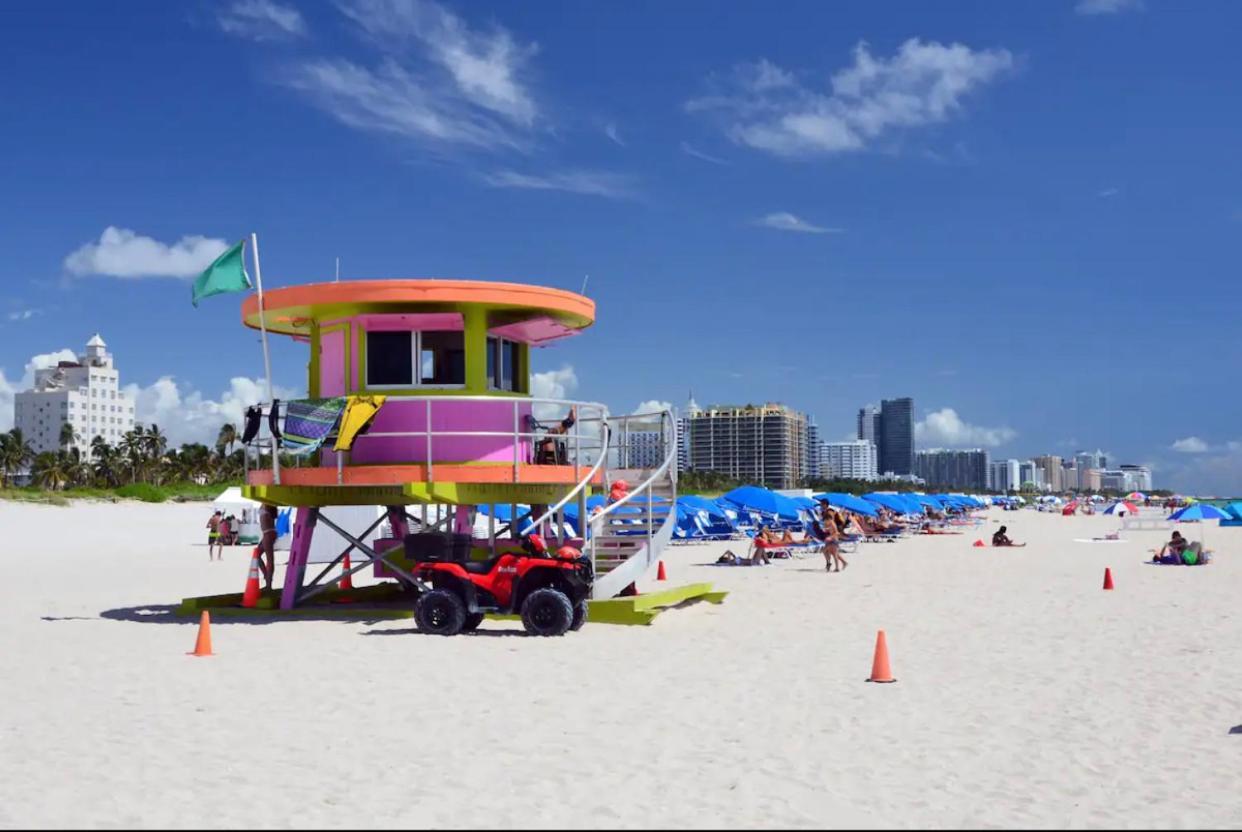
[657,560,667,581]
[867,629,896,683]
[1103,567,1114,590]
[972,539,986,548]
[340,552,354,591]
[188,610,213,657]
[620,582,639,597]
[243,551,263,608]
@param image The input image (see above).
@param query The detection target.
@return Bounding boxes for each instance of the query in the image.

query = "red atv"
[409,534,594,636]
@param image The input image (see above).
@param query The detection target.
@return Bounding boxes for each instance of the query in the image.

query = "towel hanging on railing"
[334,395,387,452]
[280,397,347,456]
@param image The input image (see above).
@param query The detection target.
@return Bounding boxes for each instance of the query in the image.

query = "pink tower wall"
[344,399,534,464]
[319,329,345,397]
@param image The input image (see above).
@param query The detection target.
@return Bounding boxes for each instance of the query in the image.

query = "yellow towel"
[334,395,387,451]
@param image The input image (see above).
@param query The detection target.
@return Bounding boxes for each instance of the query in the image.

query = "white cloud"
[218,0,308,41]
[0,373,14,432]
[481,169,635,199]
[64,227,230,280]
[632,400,673,416]
[285,59,529,153]
[604,123,625,147]
[1076,0,1141,15]
[753,212,842,234]
[530,365,578,420]
[6,309,39,322]
[0,349,79,431]
[1171,436,1209,454]
[688,39,1014,158]
[123,376,302,448]
[1098,187,1120,198]
[915,408,1016,448]
[339,0,538,125]
[287,0,539,153]
[680,141,729,165]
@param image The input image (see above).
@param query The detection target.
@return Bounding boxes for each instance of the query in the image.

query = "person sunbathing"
[919,521,959,535]
[780,529,796,545]
[860,514,897,535]
[991,526,1026,547]
[718,547,767,566]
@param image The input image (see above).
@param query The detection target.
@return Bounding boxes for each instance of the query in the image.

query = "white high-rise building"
[623,430,665,469]
[821,440,878,481]
[989,459,1021,492]
[676,394,701,473]
[13,334,136,457]
[805,419,821,479]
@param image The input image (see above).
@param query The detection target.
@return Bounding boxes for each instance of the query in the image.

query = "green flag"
[192,239,252,307]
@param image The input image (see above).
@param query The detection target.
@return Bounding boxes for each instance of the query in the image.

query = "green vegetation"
[0,422,253,505]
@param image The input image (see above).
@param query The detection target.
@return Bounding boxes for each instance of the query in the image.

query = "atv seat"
[461,558,502,575]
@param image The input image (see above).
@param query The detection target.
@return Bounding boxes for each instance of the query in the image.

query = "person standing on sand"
[258,504,278,590]
[815,501,848,572]
[206,511,222,561]
[214,515,231,561]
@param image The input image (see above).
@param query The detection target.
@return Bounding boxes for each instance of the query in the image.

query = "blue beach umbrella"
[1170,503,1229,550]
[721,486,802,523]
[1169,504,1229,522]
[863,493,914,515]
[815,492,879,517]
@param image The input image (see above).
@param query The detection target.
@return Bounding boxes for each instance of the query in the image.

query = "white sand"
[2,501,1240,828]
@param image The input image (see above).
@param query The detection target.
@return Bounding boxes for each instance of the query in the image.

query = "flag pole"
[248,230,278,486]
[250,232,274,404]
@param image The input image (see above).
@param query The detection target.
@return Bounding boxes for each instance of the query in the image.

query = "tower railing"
[242,395,610,486]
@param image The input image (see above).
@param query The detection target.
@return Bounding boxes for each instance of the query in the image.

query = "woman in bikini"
[816,502,848,572]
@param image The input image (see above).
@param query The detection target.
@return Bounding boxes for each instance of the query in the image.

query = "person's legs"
[260,534,276,590]
[824,542,839,571]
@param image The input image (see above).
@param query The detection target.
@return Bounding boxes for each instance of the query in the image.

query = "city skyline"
[2,1,1239,494]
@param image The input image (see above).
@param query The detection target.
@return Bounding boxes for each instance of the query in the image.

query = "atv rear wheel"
[570,599,589,631]
[462,612,485,632]
[520,588,574,637]
[414,589,467,636]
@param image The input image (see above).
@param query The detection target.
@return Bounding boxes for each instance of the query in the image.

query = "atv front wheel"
[520,588,574,636]
[462,612,485,632]
[414,589,467,636]
[570,599,589,631]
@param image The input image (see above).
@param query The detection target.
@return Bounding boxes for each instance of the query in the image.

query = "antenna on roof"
[335,257,340,283]
[580,274,589,295]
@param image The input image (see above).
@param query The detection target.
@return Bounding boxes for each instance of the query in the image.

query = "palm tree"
[121,426,145,483]
[146,424,168,460]
[0,429,34,488]
[31,451,71,491]
[91,437,119,487]
[216,423,238,457]
[59,422,78,452]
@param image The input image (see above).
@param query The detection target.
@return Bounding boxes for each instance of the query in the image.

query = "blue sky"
[1,0,1239,493]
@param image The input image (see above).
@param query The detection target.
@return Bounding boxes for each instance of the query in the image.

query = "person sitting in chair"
[534,406,576,464]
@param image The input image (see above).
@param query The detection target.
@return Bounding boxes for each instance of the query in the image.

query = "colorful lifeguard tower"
[237,279,678,608]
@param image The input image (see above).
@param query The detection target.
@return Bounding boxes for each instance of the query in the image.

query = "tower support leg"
[280,506,319,610]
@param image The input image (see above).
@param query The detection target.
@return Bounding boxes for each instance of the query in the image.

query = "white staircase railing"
[588,409,679,599]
